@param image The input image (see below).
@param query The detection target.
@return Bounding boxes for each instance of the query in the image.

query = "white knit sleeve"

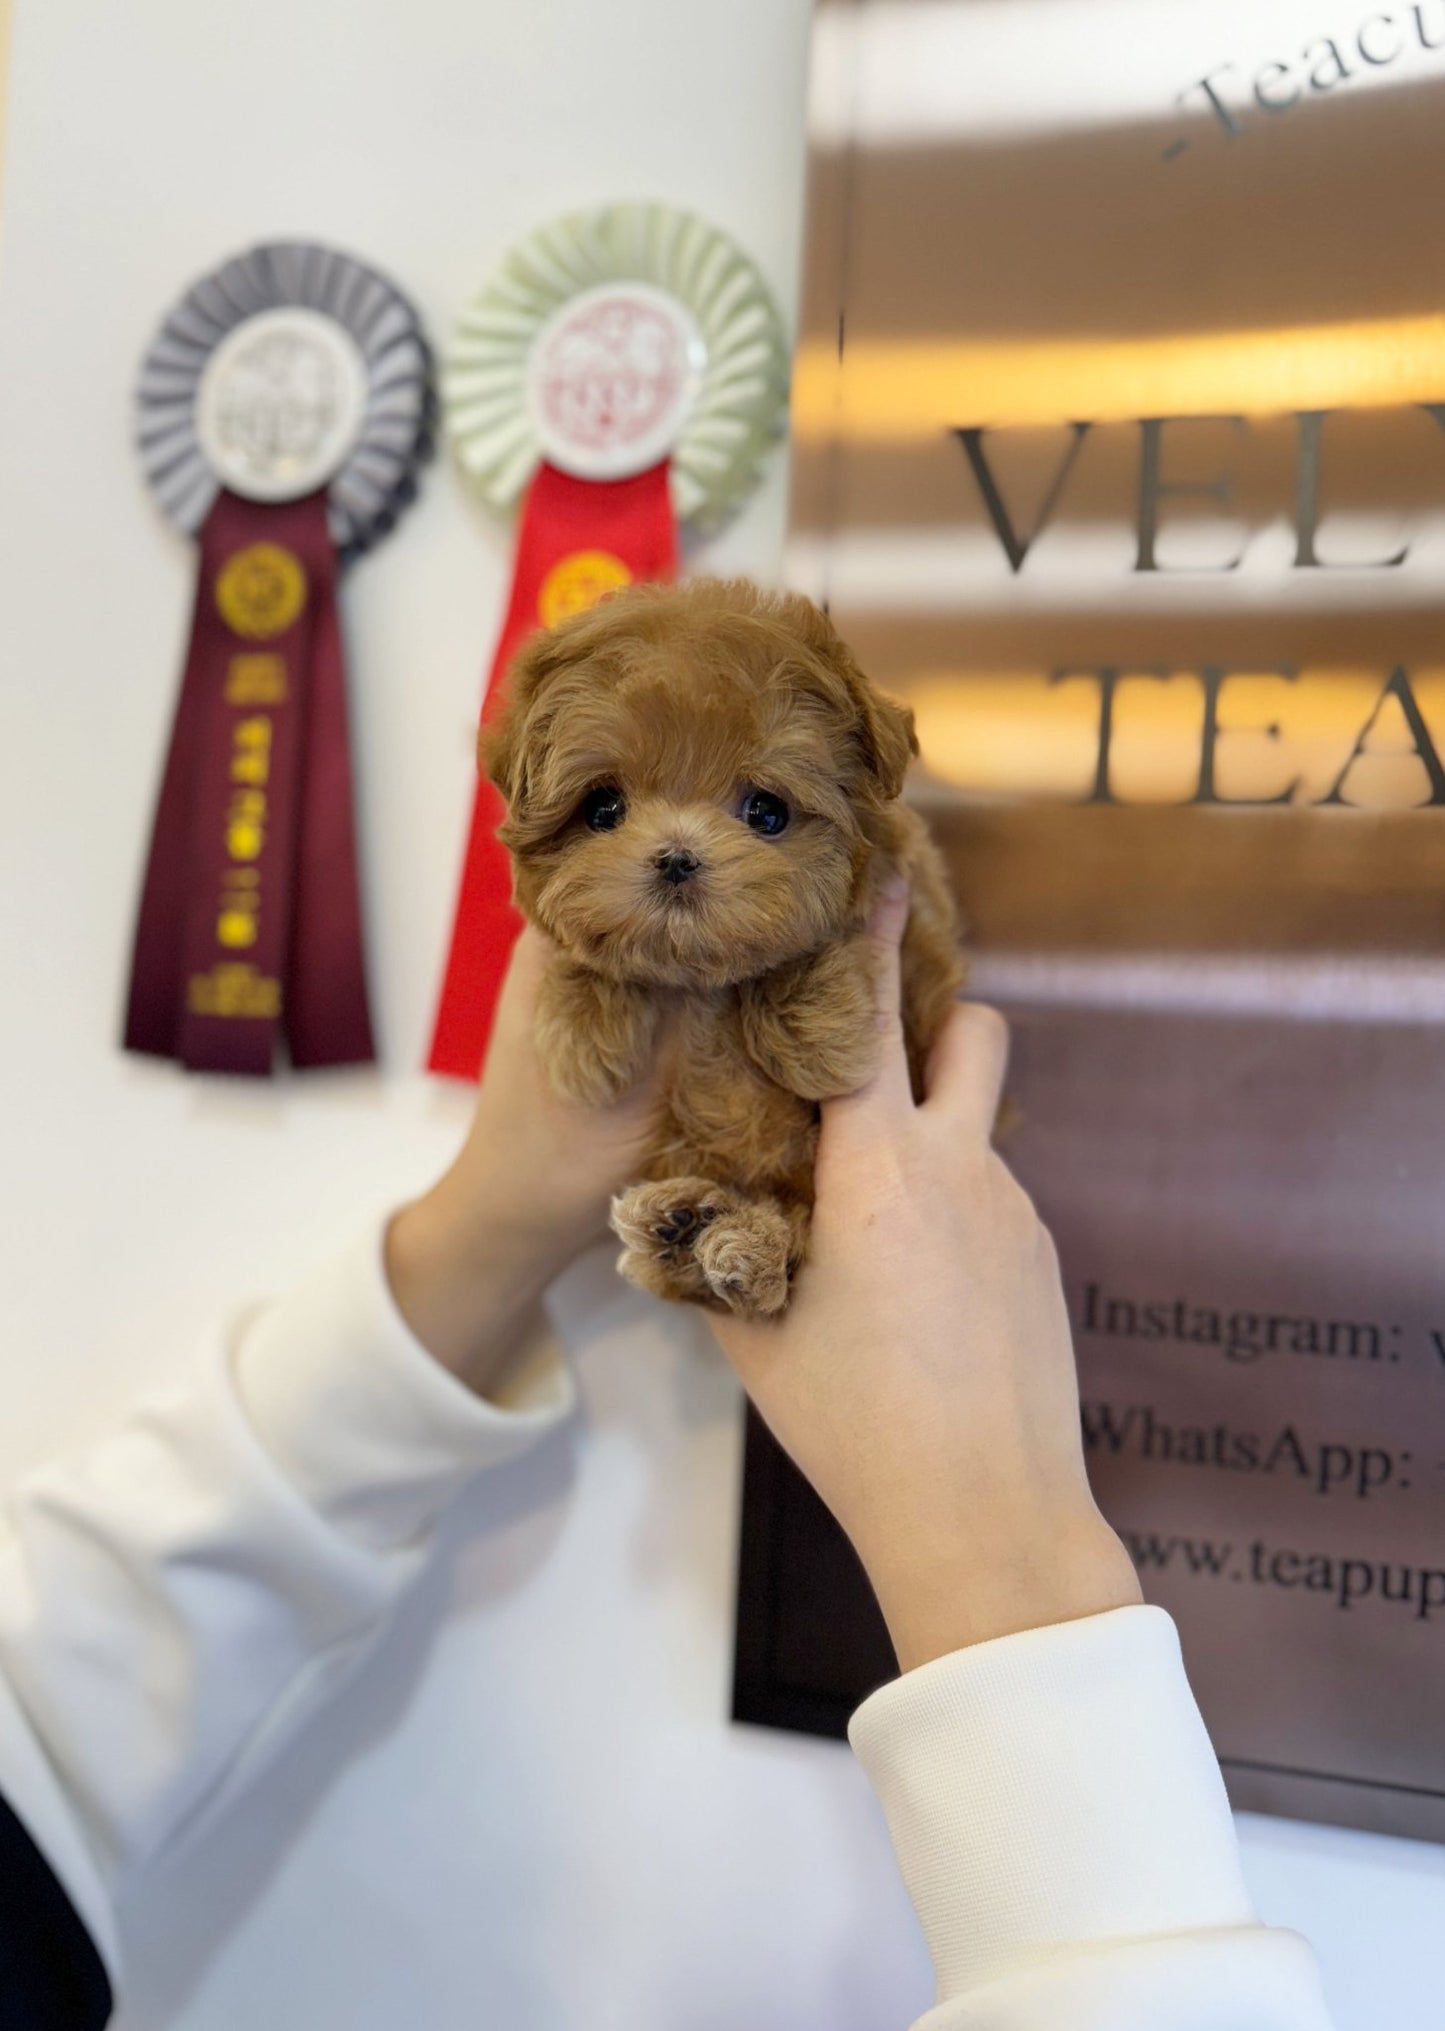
[0,1226,574,1987]
[849,1606,1336,2031]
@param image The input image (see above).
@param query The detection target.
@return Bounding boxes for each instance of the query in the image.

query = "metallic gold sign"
[742,0,1445,1841]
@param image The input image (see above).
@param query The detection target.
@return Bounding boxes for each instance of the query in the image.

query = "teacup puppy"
[485,577,965,1318]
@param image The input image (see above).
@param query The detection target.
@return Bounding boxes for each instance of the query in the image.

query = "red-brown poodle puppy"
[485,577,964,1318]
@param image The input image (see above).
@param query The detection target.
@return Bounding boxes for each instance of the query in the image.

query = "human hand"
[386,928,659,1394]
[710,889,1141,1672]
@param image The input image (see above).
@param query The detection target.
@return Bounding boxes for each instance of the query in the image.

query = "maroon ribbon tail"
[122,554,216,1064]
[122,489,375,1075]
[285,538,375,1068]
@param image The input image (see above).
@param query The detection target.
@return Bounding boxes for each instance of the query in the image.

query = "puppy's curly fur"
[486,577,965,1317]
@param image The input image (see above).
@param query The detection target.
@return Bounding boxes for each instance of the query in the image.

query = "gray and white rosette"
[136,241,435,560]
[444,203,789,528]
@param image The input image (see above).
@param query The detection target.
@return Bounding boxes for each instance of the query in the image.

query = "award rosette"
[125,241,433,1075]
[427,202,789,1079]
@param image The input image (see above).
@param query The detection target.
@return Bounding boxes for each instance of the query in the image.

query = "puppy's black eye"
[741,789,790,837]
[582,785,626,832]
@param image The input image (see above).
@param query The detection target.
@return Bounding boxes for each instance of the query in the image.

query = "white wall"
[0,3,1439,2027]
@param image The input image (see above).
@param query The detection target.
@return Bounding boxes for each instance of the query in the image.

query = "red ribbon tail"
[426,459,678,1081]
[425,778,522,1080]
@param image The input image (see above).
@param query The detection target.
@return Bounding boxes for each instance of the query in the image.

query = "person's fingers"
[922,1000,1010,1142]
[509,923,554,995]
[824,878,913,1134]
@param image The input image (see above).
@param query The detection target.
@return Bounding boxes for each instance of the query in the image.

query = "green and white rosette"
[443,201,790,531]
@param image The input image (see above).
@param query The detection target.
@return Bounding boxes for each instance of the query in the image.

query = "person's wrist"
[864,1505,1143,1673]
[384,1171,578,1395]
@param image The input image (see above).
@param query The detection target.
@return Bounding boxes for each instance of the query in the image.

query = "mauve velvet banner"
[734,0,1445,1841]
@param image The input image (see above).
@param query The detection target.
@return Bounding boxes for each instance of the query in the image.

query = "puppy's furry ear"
[851,679,918,801]
[480,707,520,805]
[787,596,917,801]
[480,627,580,807]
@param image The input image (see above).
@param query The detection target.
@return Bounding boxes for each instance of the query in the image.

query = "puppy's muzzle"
[655,847,701,888]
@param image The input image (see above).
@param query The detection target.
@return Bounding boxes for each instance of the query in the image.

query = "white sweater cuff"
[908,1930,1332,2031]
[849,1606,1258,2004]
[233,1227,576,1554]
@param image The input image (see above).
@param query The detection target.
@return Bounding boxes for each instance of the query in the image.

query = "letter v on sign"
[952,422,1091,573]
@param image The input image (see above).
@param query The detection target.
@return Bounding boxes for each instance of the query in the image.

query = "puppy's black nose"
[655,847,701,888]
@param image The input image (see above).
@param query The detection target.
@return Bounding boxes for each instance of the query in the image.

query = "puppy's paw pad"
[611,1180,727,1260]
[616,1243,709,1305]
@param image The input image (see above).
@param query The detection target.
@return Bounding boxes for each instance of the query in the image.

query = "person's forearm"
[0,1225,574,2012]
[385,1171,567,1397]
[862,1499,1142,1673]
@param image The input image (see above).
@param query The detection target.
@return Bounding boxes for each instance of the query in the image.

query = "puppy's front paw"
[535,962,657,1105]
[542,1031,637,1107]
[740,939,878,1101]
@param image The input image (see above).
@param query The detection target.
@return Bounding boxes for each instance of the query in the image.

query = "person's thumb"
[822,876,913,1144]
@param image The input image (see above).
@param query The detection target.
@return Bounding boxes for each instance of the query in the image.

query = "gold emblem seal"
[537,549,632,629]
[216,543,308,640]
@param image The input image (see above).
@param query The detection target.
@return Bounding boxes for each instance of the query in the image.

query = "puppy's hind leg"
[611,1180,807,1318]
[612,1176,719,1306]
[694,1198,806,1319]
